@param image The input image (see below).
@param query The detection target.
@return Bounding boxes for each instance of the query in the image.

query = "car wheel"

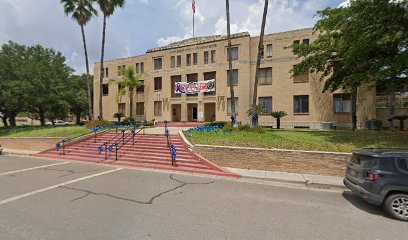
[384,193,408,221]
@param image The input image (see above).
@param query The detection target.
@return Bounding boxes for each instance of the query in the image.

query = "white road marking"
[0,168,123,206]
[0,162,70,176]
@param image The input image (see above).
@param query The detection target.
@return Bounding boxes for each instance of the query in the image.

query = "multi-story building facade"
[93,28,376,129]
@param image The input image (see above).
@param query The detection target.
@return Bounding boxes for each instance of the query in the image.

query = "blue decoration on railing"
[121,129,125,133]
[165,129,170,135]
[108,146,113,152]
[115,141,120,146]
[98,146,104,155]
[56,142,61,151]
[164,120,168,124]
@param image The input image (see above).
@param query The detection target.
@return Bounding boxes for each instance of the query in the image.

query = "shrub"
[85,119,115,129]
[78,121,86,126]
[250,125,266,133]
[239,124,251,131]
[120,117,136,125]
[204,121,228,127]
[222,123,234,132]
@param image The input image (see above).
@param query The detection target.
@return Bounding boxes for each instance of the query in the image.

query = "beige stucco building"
[93,28,376,129]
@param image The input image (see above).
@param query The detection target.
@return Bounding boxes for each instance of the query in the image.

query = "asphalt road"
[0,155,406,240]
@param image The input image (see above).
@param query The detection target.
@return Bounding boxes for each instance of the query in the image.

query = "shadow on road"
[342,191,389,218]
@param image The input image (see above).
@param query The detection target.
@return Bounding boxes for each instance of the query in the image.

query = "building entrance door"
[172,104,181,122]
[192,107,197,121]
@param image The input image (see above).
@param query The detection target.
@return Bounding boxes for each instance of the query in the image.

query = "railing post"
[104,142,108,160]
[94,128,97,143]
[115,142,119,161]
[122,129,125,145]
[62,140,65,155]
[132,128,135,146]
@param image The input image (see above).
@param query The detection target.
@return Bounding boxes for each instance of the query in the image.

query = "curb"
[225,167,346,189]
[2,148,40,156]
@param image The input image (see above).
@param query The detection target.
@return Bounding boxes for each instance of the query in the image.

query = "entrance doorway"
[187,103,198,122]
[172,104,181,122]
[204,103,216,122]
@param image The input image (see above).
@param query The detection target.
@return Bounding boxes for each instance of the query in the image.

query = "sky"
[0,0,345,74]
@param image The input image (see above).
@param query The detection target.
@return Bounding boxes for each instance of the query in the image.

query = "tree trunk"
[252,0,268,127]
[389,93,395,130]
[226,0,237,128]
[39,109,45,126]
[351,87,357,131]
[99,15,107,119]
[81,24,93,121]
[400,120,404,131]
[129,86,134,118]
[8,112,17,127]
[277,118,281,129]
[76,112,81,125]
[1,114,8,127]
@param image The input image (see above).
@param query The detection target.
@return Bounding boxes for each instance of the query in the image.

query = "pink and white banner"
[175,79,215,94]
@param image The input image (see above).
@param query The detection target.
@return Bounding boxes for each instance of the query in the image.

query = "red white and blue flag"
[192,0,196,14]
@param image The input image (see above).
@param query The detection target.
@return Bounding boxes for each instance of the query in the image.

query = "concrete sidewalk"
[225,167,345,189]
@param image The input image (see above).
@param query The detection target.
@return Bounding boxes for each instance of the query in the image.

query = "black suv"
[344,148,408,221]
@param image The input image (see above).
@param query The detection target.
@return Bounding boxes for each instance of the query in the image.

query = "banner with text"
[175,79,215,94]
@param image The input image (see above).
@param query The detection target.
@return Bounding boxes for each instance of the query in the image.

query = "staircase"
[34,131,239,178]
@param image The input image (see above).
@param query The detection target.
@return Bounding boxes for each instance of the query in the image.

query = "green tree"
[23,45,74,125]
[0,42,30,127]
[251,0,269,127]
[97,0,125,119]
[65,74,91,124]
[293,0,408,131]
[61,0,97,121]
[270,111,288,129]
[109,66,144,118]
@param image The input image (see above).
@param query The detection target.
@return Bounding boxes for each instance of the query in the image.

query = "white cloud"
[157,36,183,47]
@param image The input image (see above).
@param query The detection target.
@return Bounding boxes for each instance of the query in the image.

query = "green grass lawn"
[0,125,90,138]
[186,129,408,153]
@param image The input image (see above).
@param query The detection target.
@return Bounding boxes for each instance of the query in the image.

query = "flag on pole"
[192,0,196,13]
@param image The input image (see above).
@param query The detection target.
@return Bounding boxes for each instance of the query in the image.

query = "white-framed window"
[258,67,272,85]
[333,94,351,113]
[266,44,272,58]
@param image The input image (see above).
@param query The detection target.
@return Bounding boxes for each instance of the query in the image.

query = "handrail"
[98,126,133,160]
[164,120,177,166]
[56,126,110,155]
[112,128,143,160]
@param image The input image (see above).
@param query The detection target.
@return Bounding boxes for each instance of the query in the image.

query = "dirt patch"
[0,138,61,151]
[194,146,350,177]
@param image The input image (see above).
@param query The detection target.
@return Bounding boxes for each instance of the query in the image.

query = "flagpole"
[193,12,195,38]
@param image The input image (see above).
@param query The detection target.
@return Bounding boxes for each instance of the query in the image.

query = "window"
[396,158,408,172]
[136,63,140,73]
[118,103,126,115]
[136,80,144,93]
[186,54,191,66]
[102,67,109,78]
[227,69,238,86]
[227,47,238,61]
[333,94,351,113]
[154,101,162,116]
[140,62,144,73]
[259,97,272,114]
[227,97,239,115]
[118,83,125,93]
[171,56,175,68]
[171,75,181,98]
[303,39,310,45]
[102,84,109,95]
[177,55,182,67]
[118,65,125,76]
[293,40,300,54]
[258,67,272,85]
[204,72,216,96]
[154,58,162,70]
[293,66,309,83]
[294,95,309,113]
[204,51,209,64]
[211,50,216,63]
[193,53,198,65]
[136,102,144,116]
[266,44,272,58]
[154,77,162,91]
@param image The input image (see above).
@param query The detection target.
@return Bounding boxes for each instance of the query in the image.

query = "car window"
[349,153,378,168]
[396,158,408,173]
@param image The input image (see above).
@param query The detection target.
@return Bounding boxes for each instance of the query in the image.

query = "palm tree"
[97,0,125,119]
[61,0,97,120]
[226,0,237,128]
[251,0,269,127]
[109,66,144,118]
[271,111,288,129]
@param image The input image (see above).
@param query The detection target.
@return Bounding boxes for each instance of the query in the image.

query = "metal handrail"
[112,128,143,160]
[164,121,177,166]
[56,126,110,155]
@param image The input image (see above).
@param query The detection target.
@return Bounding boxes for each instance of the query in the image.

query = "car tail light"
[366,171,379,181]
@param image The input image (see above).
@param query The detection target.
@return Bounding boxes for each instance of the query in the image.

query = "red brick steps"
[34,131,240,178]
